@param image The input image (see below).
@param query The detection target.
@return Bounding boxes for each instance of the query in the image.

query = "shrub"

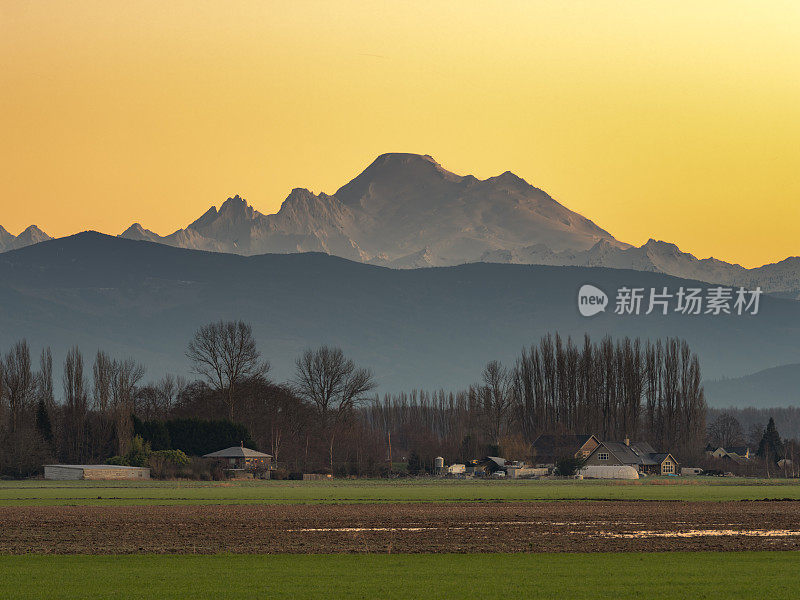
[126,435,152,467]
[187,457,227,481]
[106,455,129,466]
[270,469,289,480]
[554,456,585,477]
[148,449,190,479]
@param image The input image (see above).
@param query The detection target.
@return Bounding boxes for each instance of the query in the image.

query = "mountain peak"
[374,152,440,165]
[120,223,160,242]
[365,153,458,180]
[643,238,681,253]
[124,223,147,234]
[218,195,255,218]
[16,225,51,242]
[489,170,528,186]
[334,153,466,207]
[345,153,461,185]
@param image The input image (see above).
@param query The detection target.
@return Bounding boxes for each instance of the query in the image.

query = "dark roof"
[476,456,508,471]
[532,434,595,455]
[203,446,272,459]
[597,441,669,466]
[725,446,749,456]
[720,453,749,465]
[601,442,654,466]
[650,453,671,464]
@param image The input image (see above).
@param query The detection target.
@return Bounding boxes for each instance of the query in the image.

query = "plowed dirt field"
[3,501,800,554]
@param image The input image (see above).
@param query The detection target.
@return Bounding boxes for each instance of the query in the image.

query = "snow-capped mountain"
[117,152,625,265]
[3,153,799,297]
[481,239,800,298]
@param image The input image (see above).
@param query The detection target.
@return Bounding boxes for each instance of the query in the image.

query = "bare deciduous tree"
[707,413,745,449]
[111,359,145,455]
[2,340,35,433]
[92,351,114,415]
[186,320,269,419]
[92,350,115,455]
[480,360,514,447]
[293,346,375,472]
[37,348,54,408]
[62,346,88,462]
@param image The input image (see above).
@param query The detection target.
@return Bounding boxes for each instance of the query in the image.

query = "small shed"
[203,443,272,471]
[44,465,150,480]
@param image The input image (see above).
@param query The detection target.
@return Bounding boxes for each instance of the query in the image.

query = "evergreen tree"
[757,417,784,465]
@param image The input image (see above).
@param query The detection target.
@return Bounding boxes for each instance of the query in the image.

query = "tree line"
[364,334,707,470]
[0,322,380,477]
[1,324,773,479]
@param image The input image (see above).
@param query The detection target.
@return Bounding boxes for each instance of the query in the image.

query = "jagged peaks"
[276,188,323,214]
[188,195,262,235]
[284,187,317,201]
[643,238,683,255]
[218,194,255,218]
[274,188,353,227]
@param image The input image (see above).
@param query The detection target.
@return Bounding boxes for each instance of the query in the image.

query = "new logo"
[578,284,608,317]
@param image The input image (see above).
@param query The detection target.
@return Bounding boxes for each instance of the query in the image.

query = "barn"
[44,464,150,480]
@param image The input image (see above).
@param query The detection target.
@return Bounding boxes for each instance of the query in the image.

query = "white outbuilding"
[44,464,150,480]
[578,465,640,480]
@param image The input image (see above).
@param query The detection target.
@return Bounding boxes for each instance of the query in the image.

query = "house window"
[598,452,609,461]
[663,462,674,474]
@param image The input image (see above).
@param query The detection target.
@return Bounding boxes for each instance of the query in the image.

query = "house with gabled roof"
[706,445,751,464]
[531,433,601,467]
[583,438,678,475]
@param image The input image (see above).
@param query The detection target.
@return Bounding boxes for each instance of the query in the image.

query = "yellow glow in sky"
[1,1,799,267]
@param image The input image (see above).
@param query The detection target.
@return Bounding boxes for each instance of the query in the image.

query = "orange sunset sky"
[1,1,798,268]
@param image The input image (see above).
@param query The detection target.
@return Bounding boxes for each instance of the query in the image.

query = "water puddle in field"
[288,523,800,538]
[290,521,643,533]
[291,527,437,533]
[600,529,800,539]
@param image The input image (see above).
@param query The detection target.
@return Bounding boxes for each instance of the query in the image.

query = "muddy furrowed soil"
[3,501,800,554]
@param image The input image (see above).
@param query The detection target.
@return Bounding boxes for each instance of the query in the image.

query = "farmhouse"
[203,443,272,471]
[44,464,150,480]
[583,439,678,475]
[706,445,751,464]
[531,433,600,467]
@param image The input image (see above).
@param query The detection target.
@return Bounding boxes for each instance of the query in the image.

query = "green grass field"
[2,477,800,505]
[1,552,797,599]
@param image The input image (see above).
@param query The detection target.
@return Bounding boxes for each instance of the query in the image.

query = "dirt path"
[3,501,800,554]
